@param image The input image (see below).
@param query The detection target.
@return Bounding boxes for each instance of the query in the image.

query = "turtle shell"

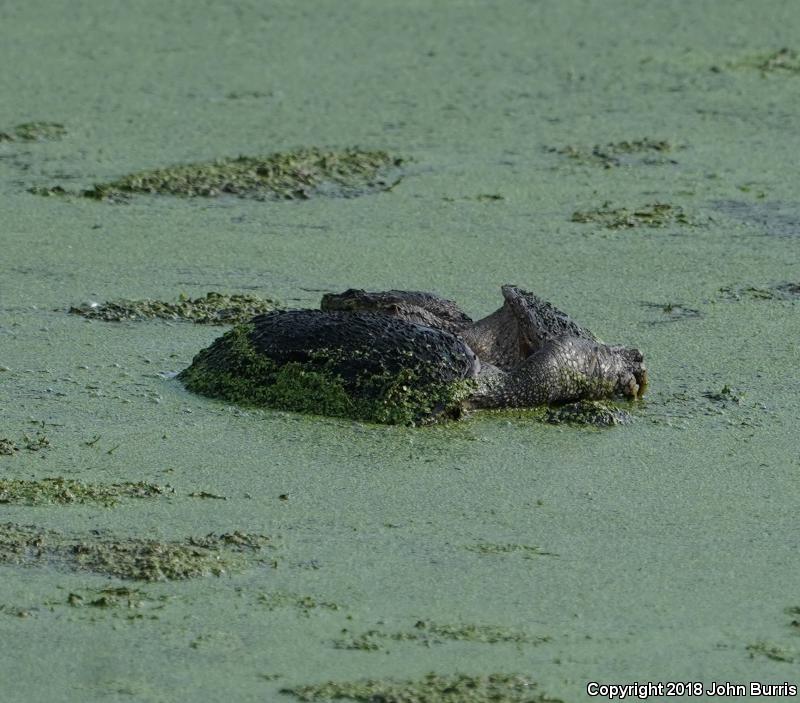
[179,309,480,424]
[249,309,479,387]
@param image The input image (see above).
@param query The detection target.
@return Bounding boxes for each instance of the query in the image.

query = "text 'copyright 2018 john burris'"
[587,681,797,699]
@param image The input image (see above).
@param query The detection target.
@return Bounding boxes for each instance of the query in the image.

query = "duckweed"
[718,282,800,301]
[178,323,474,425]
[0,478,171,507]
[465,542,558,558]
[549,138,674,168]
[0,121,66,142]
[733,48,800,75]
[66,586,163,611]
[257,592,341,616]
[545,400,631,426]
[335,621,547,650]
[571,201,689,229]
[746,641,796,663]
[70,291,279,325]
[282,673,560,703]
[77,148,403,201]
[0,432,50,456]
[0,523,271,581]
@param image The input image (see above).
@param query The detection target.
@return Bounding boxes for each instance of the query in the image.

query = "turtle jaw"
[636,367,649,398]
[615,346,648,399]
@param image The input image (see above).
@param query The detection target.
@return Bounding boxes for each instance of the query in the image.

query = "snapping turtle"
[179,285,646,424]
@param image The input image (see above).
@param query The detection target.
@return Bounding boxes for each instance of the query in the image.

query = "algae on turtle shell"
[178,322,474,426]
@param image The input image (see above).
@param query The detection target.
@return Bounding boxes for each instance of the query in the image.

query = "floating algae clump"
[282,673,561,703]
[0,121,66,142]
[178,322,474,425]
[549,138,674,168]
[0,523,271,581]
[79,148,403,201]
[571,202,689,229]
[334,620,549,651]
[729,48,800,75]
[70,291,279,324]
[0,478,171,507]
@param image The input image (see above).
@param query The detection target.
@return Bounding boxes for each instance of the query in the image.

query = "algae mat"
[1,1,799,701]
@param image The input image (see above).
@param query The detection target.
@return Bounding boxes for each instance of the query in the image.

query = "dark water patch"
[0,523,272,581]
[572,202,689,229]
[0,477,171,507]
[640,301,703,324]
[69,291,279,324]
[547,138,676,168]
[718,282,800,301]
[31,148,404,201]
[711,200,800,237]
[0,121,66,142]
[282,673,560,702]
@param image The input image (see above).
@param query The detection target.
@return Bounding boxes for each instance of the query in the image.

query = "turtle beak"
[636,367,648,397]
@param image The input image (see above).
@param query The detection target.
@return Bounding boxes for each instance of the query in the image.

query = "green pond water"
[1,1,799,701]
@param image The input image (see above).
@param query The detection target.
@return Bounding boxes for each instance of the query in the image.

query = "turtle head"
[501,284,598,354]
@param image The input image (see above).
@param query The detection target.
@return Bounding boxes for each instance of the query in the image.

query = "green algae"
[732,48,800,75]
[465,543,558,558]
[74,148,402,201]
[0,438,18,456]
[67,586,149,608]
[69,291,279,325]
[548,138,674,168]
[178,323,474,425]
[0,121,66,142]
[0,478,171,507]
[0,431,50,456]
[0,523,271,581]
[256,591,341,616]
[572,202,689,229]
[282,673,560,702]
[718,282,800,301]
[746,641,797,663]
[544,400,631,426]
[335,621,547,651]
[703,384,744,405]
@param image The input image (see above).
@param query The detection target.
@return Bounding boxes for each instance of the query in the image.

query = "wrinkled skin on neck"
[318,285,647,409]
